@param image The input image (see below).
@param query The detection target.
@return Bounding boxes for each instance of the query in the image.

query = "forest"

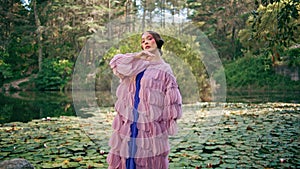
[0,1,299,168]
[0,0,299,102]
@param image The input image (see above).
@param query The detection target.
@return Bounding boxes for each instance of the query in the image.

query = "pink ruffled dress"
[107,53,182,169]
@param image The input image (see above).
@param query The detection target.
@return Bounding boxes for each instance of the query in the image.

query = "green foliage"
[0,0,114,91]
[222,54,299,90]
[187,0,255,60]
[34,58,73,91]
[1,0,297,93]
[6,35,36,75]
[239,0,300,62]
[163,34,210,101]
[101,32,208,103]
[163,51,200,103]
[0,51,13,85]
[283,47,300,67]
[0,0,36,81]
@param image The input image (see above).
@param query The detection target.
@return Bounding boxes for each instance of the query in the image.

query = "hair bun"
[157,39,164,49]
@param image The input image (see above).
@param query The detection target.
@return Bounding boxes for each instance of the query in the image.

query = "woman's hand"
[135,51,155,61]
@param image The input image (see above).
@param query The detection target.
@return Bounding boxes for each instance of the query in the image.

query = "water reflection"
[0,91,75,124]
[0,90,299,124]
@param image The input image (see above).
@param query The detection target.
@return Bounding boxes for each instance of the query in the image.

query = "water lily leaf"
[168,152,177,157]
[74,152,85,156]
[99,158,106,163]
[1,102,299,168]
[171,157,181,162]
[59,153,73,158]
[168,163,176,168]
[68,147,85,152]
[200,153,213,159]
[224,158,238,164]
[225,149,240,156]
[1,146,15,152]
[213,150,225,155]
[62,162,81,168]
[85,161,104,168]
[41,163,60,169]
[53,157,68,163]
[220,163,237,168]
[70,156,83,162]
[189,154,201,160]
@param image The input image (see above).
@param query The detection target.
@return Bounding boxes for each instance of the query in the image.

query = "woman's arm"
[109,51,154,78]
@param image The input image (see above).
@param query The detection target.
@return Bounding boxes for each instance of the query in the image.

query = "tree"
[239,0,300,64]
[31,0,111,90]
[0,0,36,81]
[32,0,44,72]
[187,0,255,60]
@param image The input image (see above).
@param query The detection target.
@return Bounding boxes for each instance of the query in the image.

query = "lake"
[0,90,299,124]
[0,91,299,168]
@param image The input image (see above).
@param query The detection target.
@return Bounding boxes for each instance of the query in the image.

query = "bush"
[34,58,73,91]
[0,60,13,86]
[222,55,299,91]
[284,47,300,67]
[0,50,13,86]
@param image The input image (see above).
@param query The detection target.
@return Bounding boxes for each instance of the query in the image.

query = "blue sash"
[126,70,145,169]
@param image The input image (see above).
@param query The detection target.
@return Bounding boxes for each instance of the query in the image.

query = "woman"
[107,31,182,169]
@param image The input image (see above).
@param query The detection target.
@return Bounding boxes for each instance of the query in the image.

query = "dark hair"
[141,30,164,55]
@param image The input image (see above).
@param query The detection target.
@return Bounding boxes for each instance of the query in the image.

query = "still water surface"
[0,90,299,124]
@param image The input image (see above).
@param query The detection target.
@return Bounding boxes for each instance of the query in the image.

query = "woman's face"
[141,32,157,51]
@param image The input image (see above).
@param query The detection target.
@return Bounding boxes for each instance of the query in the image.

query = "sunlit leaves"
[187,0,255,60]
[240,0,300,62]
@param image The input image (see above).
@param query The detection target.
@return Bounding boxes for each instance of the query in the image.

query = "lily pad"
[1,102,299,168]
[41,163,61,169]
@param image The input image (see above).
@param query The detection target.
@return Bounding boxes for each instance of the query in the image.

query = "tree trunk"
[33,0,43,72]
[132,0,136,32]
[231,26,236,60]
[162,0,166,28]
[142,1,146,31]
[125,0,131,32]
[108,0,112,39]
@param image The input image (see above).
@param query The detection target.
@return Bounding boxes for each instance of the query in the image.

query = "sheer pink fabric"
[107,53,182,169]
